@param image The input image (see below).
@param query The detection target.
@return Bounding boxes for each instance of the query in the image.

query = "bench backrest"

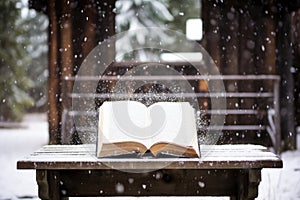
[62,63,281,153]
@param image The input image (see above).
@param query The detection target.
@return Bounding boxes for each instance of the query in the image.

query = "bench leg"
[36,170,69,200]
[236,169,261,200]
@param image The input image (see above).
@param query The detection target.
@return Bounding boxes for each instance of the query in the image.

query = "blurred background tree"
[20,2,48,113]
[115,0,201,61]
[0,0,48,122]
[115,0,175,61]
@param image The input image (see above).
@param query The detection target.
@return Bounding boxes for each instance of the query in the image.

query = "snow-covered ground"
[0,113,299,200]
[0,114,48,199]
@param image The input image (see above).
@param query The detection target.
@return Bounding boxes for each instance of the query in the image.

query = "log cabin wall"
[202,0,274,146]
[292,8,300,137]
[29,0,299,150]
[202,0,298,150]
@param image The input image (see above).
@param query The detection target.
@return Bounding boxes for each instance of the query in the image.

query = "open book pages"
[97,101,200,158]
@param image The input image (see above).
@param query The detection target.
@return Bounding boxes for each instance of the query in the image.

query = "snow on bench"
[17,144,282,200]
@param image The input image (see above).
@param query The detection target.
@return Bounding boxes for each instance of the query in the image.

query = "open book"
[96,101,200,158]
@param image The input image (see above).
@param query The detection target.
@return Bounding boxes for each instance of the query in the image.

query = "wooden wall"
[201,0,298,150]
[292,9,300,133]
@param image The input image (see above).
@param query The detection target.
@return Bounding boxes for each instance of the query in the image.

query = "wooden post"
[237,3,258,144]
[252,4,275,147]
[276,5,297,150]
[201,0,221,69]
[219,3,239,139]
[47,0,61,144]
[60,0,74,144]
[264,6,277,75]
[201,0,222,132]
[291,9,300,133]
[81,0,97,59]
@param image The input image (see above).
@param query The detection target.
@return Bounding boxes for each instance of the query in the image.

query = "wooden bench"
[17,144,282,200]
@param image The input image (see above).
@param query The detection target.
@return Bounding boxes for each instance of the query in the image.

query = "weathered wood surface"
[35,169,260,198]
[17,144,282,170]
[18,144,282,200]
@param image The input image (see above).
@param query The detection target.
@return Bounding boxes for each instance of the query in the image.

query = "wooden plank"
[201,0,221,68]
[47,0,61,145]
[218,2,239,131]
[64,74,281,81]
[69,92,275,98]
[210,125,266,131]
[67,109,260,116]
[291,9,300,145]
[17,145,282,170]
[206,109,259,115]
[276,9,297,151]
[57,169,239,197]
[65,74,280,81]
[60,0,74,144]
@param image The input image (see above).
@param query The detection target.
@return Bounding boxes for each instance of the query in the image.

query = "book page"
[148,102,199,156]
[98,101,152,146]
